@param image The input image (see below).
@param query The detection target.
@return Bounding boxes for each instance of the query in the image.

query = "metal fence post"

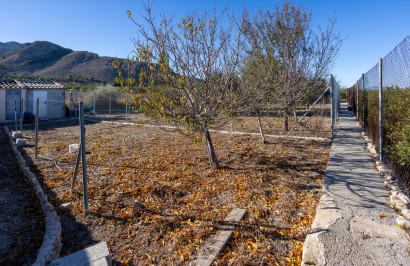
[330,75,335,139]
[362,74,365,131]
[79,102,89,214]
[379,58,383,162]
[93,88,96,116]
[20,98,24,132]
[35,98,39,159]
[356,81,359,119]
[69,90,72,120]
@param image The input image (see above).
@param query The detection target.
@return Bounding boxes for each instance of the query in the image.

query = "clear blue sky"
[1,0,409,87]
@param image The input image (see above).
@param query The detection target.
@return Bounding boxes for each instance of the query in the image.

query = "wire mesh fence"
[66,86,134,119]
[348,35,410,190]
[63,81,340,139]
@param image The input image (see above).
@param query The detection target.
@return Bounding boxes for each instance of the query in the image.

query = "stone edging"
[361,131,410,229]
[3,126,62,266]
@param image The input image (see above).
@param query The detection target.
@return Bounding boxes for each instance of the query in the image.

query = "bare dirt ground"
[19,115,331,265]
[0,128,44,265]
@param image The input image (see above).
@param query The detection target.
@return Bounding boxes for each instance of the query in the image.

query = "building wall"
[47,90,65,119]
[1,89,65,122]
[25,89,34,114]
[0,89,5,121]
[24,89,66,119]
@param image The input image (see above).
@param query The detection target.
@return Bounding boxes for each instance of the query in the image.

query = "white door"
[33,91,48,118]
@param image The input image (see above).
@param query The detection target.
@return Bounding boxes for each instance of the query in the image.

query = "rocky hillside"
[0,41,137,85]
[0,41,24,56]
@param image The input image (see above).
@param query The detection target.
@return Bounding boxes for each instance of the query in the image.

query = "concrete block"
[51,242,112,266]
[191,209,246,266]
[12,131,23,139]
[16,138,26,147]
[69,144,79,153]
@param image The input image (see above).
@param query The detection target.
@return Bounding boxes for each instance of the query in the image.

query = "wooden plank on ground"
[190,208,246,266]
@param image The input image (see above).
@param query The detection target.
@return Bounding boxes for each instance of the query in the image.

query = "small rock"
[384,181,392,188]
[16,138,26,147]
[390,195,409,210]
[58,202,72,211]
[377,165,386,173]
[398,193,410,205]
[396,216,410,230]
[402,209,410,220]
[390,190,400,197]
[384,174,394,181]
[369,148,377,154]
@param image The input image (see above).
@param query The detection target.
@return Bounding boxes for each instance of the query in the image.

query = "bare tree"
[116,1,248,169]
[243,1,342,131]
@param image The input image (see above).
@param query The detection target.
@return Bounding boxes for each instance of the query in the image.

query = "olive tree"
[116,1,248,169]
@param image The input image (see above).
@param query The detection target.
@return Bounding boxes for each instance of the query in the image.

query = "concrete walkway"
[302,103,410,265]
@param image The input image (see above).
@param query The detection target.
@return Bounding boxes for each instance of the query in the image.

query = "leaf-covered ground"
[20,117,331,265]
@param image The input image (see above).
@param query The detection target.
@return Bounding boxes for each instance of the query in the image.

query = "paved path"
[302,103,410,265]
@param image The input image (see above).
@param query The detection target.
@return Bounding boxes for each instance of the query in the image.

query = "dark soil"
[0,128,44,265]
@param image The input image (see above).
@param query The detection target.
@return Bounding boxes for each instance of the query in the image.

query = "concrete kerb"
[3,126,62,266]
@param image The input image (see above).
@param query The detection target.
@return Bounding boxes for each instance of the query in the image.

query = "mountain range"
[0,41,136,85]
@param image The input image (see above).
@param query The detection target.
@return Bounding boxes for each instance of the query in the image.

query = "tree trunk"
[292,104,298,122]
[257,115,266,144]
[203,127,220,169]
[284,109,289,132]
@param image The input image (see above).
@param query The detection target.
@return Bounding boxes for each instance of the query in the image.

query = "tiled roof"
[0,80,64,89]
[0,80,18,89]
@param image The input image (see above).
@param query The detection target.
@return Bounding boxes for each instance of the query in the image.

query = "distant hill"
[0,41,24,55]
[0,41,140,85]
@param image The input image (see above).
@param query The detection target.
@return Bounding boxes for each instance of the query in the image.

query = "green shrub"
[383,87,410,166]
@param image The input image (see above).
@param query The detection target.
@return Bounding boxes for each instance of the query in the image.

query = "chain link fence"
[347,35,410,190]
[66,86,134,120]
[66,84,339,139]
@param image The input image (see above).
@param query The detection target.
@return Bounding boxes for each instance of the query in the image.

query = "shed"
[0,80,65,123]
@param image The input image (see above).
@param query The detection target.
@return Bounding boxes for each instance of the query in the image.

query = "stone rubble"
[362,131,410,230]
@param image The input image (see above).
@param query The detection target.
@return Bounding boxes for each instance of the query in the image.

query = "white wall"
[0,89,5,121]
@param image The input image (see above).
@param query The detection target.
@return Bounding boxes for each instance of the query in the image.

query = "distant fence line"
[347,35,410,190]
